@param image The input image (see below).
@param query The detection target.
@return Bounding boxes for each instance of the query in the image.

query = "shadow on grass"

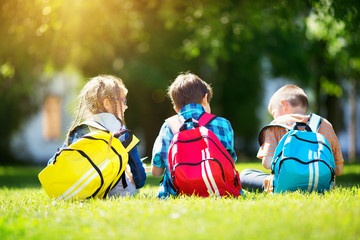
[337,173,360,187]
[0,166,162,189]
[0,166,42,188]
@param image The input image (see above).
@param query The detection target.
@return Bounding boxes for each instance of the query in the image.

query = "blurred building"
[10,73,359,164]
[11,73,80,166]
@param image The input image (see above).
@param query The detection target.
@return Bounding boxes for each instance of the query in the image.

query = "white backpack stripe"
[204,160,220,197]
[307,163,314,192]
[64,160,110,200]
[205,148,210,159]
[201,161,214,197]
[313,162,319,191]
[58,159,110,200]
[201,148,220,197]
[57,162,101,200]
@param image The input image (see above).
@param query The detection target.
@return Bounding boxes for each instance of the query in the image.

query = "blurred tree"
[155,0,359,158]
[0,0,358,163]
[0,0,151,163]
[156,0,315,156]
[0,0,189,161]
[305,0,360,160]
[331,0,360,161]
[0,1,51,163]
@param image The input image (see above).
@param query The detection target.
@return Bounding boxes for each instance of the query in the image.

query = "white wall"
[11,73,80,165]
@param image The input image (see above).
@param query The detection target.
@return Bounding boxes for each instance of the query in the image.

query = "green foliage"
[0,163,359,239]
[0,0,359,160]
[0,0,55,163]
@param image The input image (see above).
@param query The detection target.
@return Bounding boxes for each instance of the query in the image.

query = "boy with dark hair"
[240,84,344,192]
[151,72,237,198]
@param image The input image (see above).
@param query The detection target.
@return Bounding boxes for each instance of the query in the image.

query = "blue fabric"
[272,130,335,193]
[127,144,146,188]
[48,125,146,189]
[152,103,237,199]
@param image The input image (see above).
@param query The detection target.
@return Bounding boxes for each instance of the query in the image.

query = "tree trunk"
[349,78,357,163]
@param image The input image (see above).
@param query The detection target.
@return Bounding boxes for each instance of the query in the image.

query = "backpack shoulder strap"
[165,115,185,134]
[308,113,322,132]
[258,123,292,146]
[198,112,217,127]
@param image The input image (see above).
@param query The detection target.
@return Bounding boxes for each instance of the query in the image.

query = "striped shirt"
[257,114,344,165]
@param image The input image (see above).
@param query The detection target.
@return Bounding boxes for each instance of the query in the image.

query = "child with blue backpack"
[47,75,146,198]
[151,72,240,198]
[240,84,344,193]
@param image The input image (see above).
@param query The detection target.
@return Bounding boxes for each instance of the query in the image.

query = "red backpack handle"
[198,112,217,127]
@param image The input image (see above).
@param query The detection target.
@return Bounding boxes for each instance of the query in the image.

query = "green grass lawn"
[0,163,359,240]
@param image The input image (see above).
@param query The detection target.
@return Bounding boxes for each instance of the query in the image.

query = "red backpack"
[167,113,242,197]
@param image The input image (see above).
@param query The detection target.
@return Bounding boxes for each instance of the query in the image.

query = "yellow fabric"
[38,131,139,200]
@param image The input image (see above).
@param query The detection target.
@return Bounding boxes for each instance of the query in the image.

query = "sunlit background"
[0,0,359,165]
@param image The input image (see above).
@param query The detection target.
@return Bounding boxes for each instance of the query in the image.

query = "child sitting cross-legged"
[151,72,240,199]
[47,75,146,198]
[240,84,344,193]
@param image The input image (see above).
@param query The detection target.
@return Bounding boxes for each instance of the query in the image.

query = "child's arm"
[330,130,344,176]
[151,165,164,178]
[335,163,344,176]
[151,122,172,178]
[127,147,146,188]
[262,155,272,170]
[216,117,237,162]
[257,128,279,170]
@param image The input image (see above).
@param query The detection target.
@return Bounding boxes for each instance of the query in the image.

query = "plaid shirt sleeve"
[208,117,237,162]
[152,113,237,166]
[152,122,173,168]
[257,127,278,159]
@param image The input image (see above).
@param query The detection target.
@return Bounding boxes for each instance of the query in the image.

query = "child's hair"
[66,75,128,145]
[268,84,308,114]
[167,72,213,110]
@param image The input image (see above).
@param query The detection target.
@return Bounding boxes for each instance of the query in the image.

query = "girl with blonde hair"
[48,75,146,197]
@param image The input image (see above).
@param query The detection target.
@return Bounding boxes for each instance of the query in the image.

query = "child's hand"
[143,163,151,175]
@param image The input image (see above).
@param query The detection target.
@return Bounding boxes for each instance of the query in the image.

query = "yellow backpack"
[38,126,139,200]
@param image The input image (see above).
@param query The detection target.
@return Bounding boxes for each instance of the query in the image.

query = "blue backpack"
[260,114,336,193]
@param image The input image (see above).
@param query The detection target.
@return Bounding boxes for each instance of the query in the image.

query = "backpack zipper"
[277,157,335,184]
[173,158,226,182]
[172,135,235,168]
